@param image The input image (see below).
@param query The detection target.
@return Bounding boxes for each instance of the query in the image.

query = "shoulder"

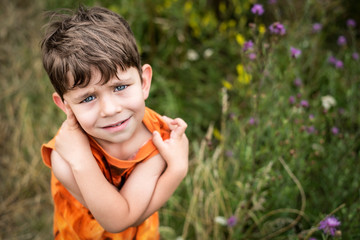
[143,107,170,140]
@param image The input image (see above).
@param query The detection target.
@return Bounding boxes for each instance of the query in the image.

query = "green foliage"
[1,0,359,239]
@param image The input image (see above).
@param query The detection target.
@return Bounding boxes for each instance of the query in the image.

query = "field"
[1,0,359,239]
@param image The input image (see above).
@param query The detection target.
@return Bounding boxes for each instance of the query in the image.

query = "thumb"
[152,131,166,151]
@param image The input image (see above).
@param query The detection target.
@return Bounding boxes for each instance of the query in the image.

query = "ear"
[52,92,67,113]
[141,64,152,100]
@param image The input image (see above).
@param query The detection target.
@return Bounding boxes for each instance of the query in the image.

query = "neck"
[94,123,152,160]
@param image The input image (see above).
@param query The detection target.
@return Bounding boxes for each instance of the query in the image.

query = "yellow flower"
[202,12,216,28]
[222,80,233,90]
[189,12,201,37]
[236,33,245,46]
[164,0,172,9]
[258,24,266,34]
[184,1,192,13]
[236,64,245,74]
[235,5,242,15]
[228,20,236,28]
[219,2,226,14]
[236,64,252,85]
[213,128,223,141]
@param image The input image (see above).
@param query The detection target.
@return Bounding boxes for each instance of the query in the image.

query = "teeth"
[111,120,125,127]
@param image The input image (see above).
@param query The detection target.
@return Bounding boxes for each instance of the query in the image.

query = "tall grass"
[0,0,59,238]
[1,0,359,239]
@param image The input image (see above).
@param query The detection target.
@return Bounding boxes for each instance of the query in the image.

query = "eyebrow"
[112,76,132,83]
[107,77,133,87]
[72,77,133,102]
[73,90,96,102]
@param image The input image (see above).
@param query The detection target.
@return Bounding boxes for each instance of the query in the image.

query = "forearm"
[132,164,188,226]
[70,153,156,232]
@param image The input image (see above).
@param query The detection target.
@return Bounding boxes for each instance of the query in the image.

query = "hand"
[152,116,189,173]
[54,102,91,167]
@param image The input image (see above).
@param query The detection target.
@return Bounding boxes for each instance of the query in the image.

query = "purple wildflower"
[319,216,341,236]
[335,60,343,69]
[306,126,316,134]
[309,238,317,240]
[312,23,322,33]
[248,52,257,60]
[243,40,254,52]
[227,216,237,227]
[300,100,309,108]
[309,114,315,120]
[249,117,257,125]
[251,4,265,15]
[347,19,356,28]
[290,47,301,58]
[337,35,347,46]
[269,22,286,35]
[268,0,277,4]
[331,127,339,135]
[289,96,296,104]
[328,56,337,65]
[294,78,302,87]
[328,56,344,69]
[352,52,359,60]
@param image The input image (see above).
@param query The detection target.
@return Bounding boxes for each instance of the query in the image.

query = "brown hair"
[41,6,142,99]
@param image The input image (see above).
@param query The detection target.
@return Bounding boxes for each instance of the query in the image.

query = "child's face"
[61,66,151,147]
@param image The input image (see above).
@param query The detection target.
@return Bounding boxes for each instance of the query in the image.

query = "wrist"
[166,161,188,178]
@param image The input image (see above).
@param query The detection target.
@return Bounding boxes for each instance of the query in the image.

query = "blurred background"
[1,0,359,239]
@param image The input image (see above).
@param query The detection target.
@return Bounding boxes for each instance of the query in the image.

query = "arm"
[131,117,189,225]
[52,103,163,233]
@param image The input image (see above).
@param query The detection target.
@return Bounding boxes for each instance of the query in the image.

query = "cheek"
[72,109,97,130]
[128,98,146,113]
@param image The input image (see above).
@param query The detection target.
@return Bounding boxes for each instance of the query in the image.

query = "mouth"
[103,117,130,128]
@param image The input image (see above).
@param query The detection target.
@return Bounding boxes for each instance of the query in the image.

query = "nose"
[99,94,122,117]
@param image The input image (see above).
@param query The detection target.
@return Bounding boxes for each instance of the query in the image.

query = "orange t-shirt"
[41,107,170,240]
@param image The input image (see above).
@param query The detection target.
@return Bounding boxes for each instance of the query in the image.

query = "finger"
[64,102,78,128]
[161,115,175,128]
[170,129,187,141]
[171,118,187,135]
[172,118,187,129]
[162,116,188,133]
[152,131,166,152]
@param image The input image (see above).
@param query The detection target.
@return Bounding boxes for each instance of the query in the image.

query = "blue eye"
[82,95,95,103]
[115,85,127,92]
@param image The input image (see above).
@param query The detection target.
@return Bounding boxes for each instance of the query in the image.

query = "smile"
[103,117,131,129]
[109,120,126,127]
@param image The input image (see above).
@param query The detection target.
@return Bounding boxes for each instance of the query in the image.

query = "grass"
[0,1,55,239]
[1,0,359,239]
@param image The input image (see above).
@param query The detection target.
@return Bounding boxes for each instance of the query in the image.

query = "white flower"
[187,49,199,61]
[214,216,227,226]
[321,95,336,110]
[203,48,214,59]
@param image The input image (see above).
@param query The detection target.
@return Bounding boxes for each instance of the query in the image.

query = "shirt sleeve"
[41,137,56,168]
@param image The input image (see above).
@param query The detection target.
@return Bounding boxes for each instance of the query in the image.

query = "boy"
[40,5,189,239]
